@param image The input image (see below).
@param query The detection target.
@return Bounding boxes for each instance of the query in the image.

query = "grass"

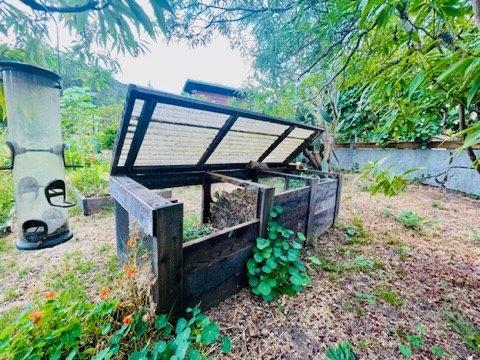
[375,286,404,306]
[69,163,109,197]
[343,217,372,245]
[472,229,480,243]
[445,312,480,353]
[0,171,13,226]
[3,288,19,302]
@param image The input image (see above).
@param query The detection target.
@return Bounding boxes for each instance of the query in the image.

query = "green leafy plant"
[431,345,444,359]
[357,159,417,197]
[398,324,428,358]
[183,214,213,241]
[395,210,428,231]
[445,312,480,353]
[69,163,109,197]
[247,205,310,301]
[355,292,376,306]
[343,217,372,245]
[325,341,356,360]
[375,287,404,307]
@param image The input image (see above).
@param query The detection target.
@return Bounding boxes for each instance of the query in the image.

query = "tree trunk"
[458,103,480,174]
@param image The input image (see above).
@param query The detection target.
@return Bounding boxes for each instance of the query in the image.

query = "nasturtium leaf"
[152,340,166,355]
[407,335,423,348]
[297,232,306,241]
[187,348,201,360]
[247,259,257,270]
[257,281,272,296]
[254,252,264,262]
[431,345,443,359]
[221,336,232,353]
[268,231,278,240]
[398,344,413,357]
[268,210,278,218]
[266,257,277,269]
[249,277,260,287]
[290,272,310,286]
[101,322,111,335]
[175,318,187,335]
[129,347,148,360]
[256,238,270,250]
[262,265,272,273]
[291,241,302,250]
[273,204,284,214]
[201,322,220,345]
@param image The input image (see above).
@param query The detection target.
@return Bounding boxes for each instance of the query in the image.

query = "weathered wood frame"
[110,167,341,316]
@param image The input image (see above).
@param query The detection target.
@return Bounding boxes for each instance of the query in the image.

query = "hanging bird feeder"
[0,61,74,250]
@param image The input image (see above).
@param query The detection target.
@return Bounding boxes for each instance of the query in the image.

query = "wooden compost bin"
[109,85,341,316]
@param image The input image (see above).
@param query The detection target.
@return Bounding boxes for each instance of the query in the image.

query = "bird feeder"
[0,62,73,250]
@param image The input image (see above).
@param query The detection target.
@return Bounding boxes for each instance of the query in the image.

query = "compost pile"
[210,188,257,229]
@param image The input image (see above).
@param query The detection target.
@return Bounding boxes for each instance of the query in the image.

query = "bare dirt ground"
[1,174,479,359]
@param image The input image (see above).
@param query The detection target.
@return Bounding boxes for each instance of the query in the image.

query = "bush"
[97,123,118,150]
[69,163,109,197]
[247,205,310,301]
[0,259,231,359]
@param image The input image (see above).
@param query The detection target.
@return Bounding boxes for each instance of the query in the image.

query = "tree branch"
[19,0,108,13]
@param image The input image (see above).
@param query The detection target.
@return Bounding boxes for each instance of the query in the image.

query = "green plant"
[431,345,444,358]
[97,123,119,150]
[375,287,404,307]
[343,217,371,245]
[395,210,428,231]
[398,324,428,358]
[247,205,310,301]
[183,214,213,241]
[69,163,109,197]
[472,229,480,243]
[325,341,356,360]
[445,312,480,353]
[355,292,376,306]
[358,159,417,197]
[2,288,19,302]
[0,171,13,226]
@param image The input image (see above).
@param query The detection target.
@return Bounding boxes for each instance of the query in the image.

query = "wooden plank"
[334,173,343,224]
[183,220,259,274]
[154,202,183,316]
[114,200,129,265]
[314,194,337,214]
[314,179,338,203]
[110,176,172,236]
[124,100,156,169]
[201,175,212,224]
[313,207,335,236]
[205,172,271,191]
[306,179,319,238]
[258,126,294,162]
[196,115,237,166]
[274,187,310,232]
[258,169,313,182]
[257,186,275,237]
[183,246,250,309]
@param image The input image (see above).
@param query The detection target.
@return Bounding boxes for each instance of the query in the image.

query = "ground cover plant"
[247,205,310,301]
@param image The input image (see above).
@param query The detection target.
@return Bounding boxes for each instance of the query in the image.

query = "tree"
[169,0,480,172]
[1,0,173,69]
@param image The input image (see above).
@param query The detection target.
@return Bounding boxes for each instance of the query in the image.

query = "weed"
[353,255,384,271]
[431,199,445,209]
[395,210,429,231]
[183,213,213,241]
[18,267,33,279]
[431,345,444,358]
[325,341,356,359]
[375,286,404,306]
[445,312,480,353]
[472,229,480,243]
[3,288,19,302]
[381,206,393,217]
[344,217,372,245]
[355,292,377,305]
[69,162,109,197]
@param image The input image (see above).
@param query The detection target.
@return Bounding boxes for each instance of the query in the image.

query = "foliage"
[170,0,480,161]
[183,214,213,241]
[397,324,430,358]
[343,217,372,245]
[0,258,230,360]
[69,163,109,197]
[375,286,404,307]
[358,159,417,197]
[395,210,428,231]
[1,0,173,70]
[325,341,357,360]
[247,205,310,301]
[445,312,480,353]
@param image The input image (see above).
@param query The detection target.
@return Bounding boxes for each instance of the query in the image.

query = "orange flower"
[122,314,133,325]
[124,265,137,279]
[99,287,110,300]
[28,311,43,324]
[43,291,57,301]
[126,238,136,249]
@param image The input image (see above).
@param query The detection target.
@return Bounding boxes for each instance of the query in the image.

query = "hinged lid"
[111,85,323,175]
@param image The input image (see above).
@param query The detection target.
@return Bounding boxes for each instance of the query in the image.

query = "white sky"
[114,36,253,94]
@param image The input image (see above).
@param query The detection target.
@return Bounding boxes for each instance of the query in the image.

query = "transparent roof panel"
[111,85,322,173]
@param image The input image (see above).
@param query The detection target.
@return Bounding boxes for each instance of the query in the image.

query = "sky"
[114,36,253,94]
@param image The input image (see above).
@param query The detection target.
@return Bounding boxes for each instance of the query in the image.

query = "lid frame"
[111,84,323,176]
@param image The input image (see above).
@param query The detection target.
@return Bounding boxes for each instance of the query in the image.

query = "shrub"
[97,123,118,150]
[358,159,417,196]
[69,163,109,197]
[247,205,310,301]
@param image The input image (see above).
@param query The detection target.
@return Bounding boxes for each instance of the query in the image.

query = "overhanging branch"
[19,0,108,13]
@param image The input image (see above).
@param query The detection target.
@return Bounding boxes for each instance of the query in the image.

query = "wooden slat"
[306,179,319,238]
[258,169,313,182]
[197,115,237,166]
[334,174,343,224]
[313,207,335,236]
[205,172,271,191]
[109,176,172,236]
[314,194,337,214]
[201,174,212,224]
[183,219,259,274]
[124,101,156,169]
[257,186,275,237]
[314,179,338,203]
[183,246,250,309]
[114,200,129,265]
[257,126,294,162]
